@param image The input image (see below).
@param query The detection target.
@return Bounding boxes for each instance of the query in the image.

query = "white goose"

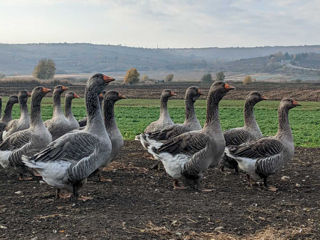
[225,98,300,188]
[23,74,114,200]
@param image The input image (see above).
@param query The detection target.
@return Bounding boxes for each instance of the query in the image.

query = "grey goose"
[23,74,114,200]
[220,91,267,173]
[0,95,19,141]
[44,85,70,140]
[64,91,80,131]
[225,98,300,189]
[0,87,52,179]
[3,90,31,140]
[149,82,235,190]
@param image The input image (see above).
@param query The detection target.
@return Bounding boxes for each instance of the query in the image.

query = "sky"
[0,0,319,48]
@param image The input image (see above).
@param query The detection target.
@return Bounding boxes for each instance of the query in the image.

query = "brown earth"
[0,140,319,239]
[2,81,320,101]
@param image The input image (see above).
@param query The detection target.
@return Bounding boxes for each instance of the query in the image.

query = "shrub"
[216,71,225,81]
[243,75,253,85]
[33,58,56,80]
[165,74,174,82]
[201,73,212,83]
[124,68,140,85]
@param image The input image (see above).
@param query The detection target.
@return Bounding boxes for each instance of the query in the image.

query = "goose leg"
[264,177,278,192]
[55,189,61,199]
[173,179,186,190]
[246,174,253,187]
[234,165,239,175]
[71,185,79,201]
[150,161,161,170]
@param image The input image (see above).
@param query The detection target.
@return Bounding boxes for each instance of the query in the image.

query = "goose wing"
[29,132,108,181]
[147,124,191,141]
[228,138,283,159]
[0,130,31,151]
[156,131,208,156]
[224,128,254,146]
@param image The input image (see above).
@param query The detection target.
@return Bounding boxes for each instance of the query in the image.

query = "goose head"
[18,90,31,105]
[87,73,115,94]
[8,95,19,105]
[280,98,301,110]
[104,91,126,103]
[247,91,268,105]
[65,91,80,100]
[31,86,51,103]
[53,85,68,96]
[208,81,235,102]
[161,89,177,99]
[185,86,202,102]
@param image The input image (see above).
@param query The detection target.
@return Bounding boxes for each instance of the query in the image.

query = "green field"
[3,97,320,147]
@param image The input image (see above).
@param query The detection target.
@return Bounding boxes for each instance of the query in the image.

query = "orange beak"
[62,86,68,91]
[292,100,301,106]
[103,75,115,83]
[42,87,51,93]
[170,91,177,96]
[262,96,268,100]
[224,83,235,90]
[73,93,80,98]
[99,93,104,98]
[119,93,126,99]
[27,92,32,97]
[198,89,203,95]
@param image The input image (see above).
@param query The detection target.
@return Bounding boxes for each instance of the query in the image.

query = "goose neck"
[244,100,259,130]
[184,98,196,124]
[20,100,29,120]
[276,106,292,140]
[203,92,222,134]
[53,92,63,116]
[30,97,43,127]
[85,87,106,135]
[64,97,73,118]
[104,100,116,130]
[2,101,15,122]
[160,96,170,119]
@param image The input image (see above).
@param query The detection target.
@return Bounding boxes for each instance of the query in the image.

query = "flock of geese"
[0,73,300,200]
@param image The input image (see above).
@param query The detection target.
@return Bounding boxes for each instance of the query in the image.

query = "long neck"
[203,91,222,133]
[85,87,105,134]
[0,99,2,119]
[104,100,116,129]
[276,106,292,140]
[244,100,259,130]
[160,96,170,119]
[30,96,43,127]
[64,97,73,118]
[53,92,63,116]
[184,98,196,124]
[20,99,29,120]
[2,101,14,122]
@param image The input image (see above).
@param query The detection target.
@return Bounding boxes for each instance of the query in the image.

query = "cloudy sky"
[0,0,319,48]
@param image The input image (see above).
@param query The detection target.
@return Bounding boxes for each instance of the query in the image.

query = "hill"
[1,43,320,75]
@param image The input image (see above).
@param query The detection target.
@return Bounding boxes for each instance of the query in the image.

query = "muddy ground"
[0,141,319,239]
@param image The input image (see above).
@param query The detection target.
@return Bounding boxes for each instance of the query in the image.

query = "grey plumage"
[0,95,19,141]
[23,73,114,200]
[149,82,235,190]
[225,98,299,187]
[64,91,80,130]
[220,91,267,173]
[3,91,31,140]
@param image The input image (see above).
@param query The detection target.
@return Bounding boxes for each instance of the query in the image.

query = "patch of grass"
[2,97,320,147]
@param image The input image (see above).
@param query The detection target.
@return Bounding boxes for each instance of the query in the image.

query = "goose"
[148,82,235,190]
[139,86,202,169]
[220,91,267,174]
[225,98,300,189]
[23,74,114,200]
[44,85,71,140]
[140,86,202,145]
[65,91,80,130]
[0,87,52,179]
[0,95,19,140]
[91,90,126,181]
[0,97,2,119]
[3,90,31,140]
[141,89,176,134]
[78,91,105,128]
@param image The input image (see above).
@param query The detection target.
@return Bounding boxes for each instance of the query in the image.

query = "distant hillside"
[1,43,320,75]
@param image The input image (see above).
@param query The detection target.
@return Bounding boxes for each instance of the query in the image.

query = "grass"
[3,97,320,147]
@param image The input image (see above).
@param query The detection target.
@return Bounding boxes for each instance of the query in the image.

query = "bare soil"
[0,140,319,239]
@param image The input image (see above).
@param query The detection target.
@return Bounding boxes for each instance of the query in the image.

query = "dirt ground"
[0,140,319,240]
